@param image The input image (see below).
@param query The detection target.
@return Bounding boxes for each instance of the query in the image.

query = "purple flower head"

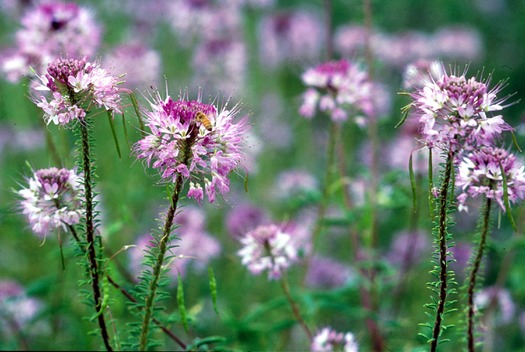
[17,167,82,238]
[32,57,123,126]
[134,89,250,203]
[191,36,247,94]
[305,256,354,289]
[237,224,298,280]
[1,1,101,83]
[103,42,161,91]
[456,146,525,212]
[258,10,324,69]
[386,230,431,269]
[311,327,359,352]
[0,280,42,332]
[226,202,270,239]
[474,286,515,325]
[408,64,513,151]
[299,59,374,122]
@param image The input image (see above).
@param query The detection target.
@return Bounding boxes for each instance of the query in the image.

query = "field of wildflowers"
[1,0,525,351]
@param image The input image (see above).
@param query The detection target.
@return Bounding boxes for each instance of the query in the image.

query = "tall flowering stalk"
[134,89,249,350]
[237,224,312,340]
[32,57,123,351]
[405,64,512,351]
[455,147,525,351]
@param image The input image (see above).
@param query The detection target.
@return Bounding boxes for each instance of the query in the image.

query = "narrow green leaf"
[409,150,417,214]
[177,274,188,333]
[499,161,518,234]
[129,92,146,137]
[395,103,411,128]
[121,113,131,148]
[208,267,219,315]
[511,131,522,153]
[107,110,121,159]
[244,172,249,194]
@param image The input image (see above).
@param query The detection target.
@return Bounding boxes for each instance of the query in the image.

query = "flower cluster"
[409,65,512,151]
[311,327,359,352]
[456,146,525,212]
[0,1,101,83]
[237,224,298,280]
[134,90,249,203]
[33,57,123,126]
[299,59,373,122]
[17,167,82,238]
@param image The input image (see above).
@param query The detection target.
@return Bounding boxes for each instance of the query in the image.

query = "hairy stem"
[138,173,185,351]
[280,275,313,341]
[467,194,493,351]
[66,226,186,349]
[80,121,113,352]
[430,151,454,352]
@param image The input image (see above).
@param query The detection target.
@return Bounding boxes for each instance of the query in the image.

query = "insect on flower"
[195,111,213,131]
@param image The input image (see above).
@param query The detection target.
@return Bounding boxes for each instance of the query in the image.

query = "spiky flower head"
[408,64,513,151]
[311,327,359,352]
[32,57,123,126]
[456,146,525,212]
[134,89,250,203]
[299,59,373,122]
[237,224,298,280]
[1,1,101,83]
[17,167,82,238]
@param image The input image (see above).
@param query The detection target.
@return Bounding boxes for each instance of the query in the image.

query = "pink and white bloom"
[134,89,250,203]
[1,1,101,83]
[17,167,82,238]
[237,224,298,280]
[408,64,513,151]
[299,59,374,122]
[32,57,123,126]
[311,327,359,352]
[456,146,525,212]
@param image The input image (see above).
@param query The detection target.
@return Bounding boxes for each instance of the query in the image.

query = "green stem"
[280,275,312,341]
[467,193,493,352]
[430,150,454,352]
[80,121,113,351]
[138,173,185,351]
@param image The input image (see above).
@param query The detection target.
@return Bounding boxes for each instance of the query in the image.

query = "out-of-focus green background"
[1,0,525,350]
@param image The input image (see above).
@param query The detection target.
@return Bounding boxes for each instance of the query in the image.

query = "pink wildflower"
[237,224,298,280]
[456,146,525,212]
[134,89,250,203]
[32,57,123,126]
[299,59,374,122]
[17,167,82,238]
[1,1,101,83]
[311,327,359,352]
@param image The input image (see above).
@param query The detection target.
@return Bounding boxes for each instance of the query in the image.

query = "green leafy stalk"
[466,193,492,352]
[430,150,454,352]
[138,172,186,351]
[280,274,312,341]
[79,120,113,351]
